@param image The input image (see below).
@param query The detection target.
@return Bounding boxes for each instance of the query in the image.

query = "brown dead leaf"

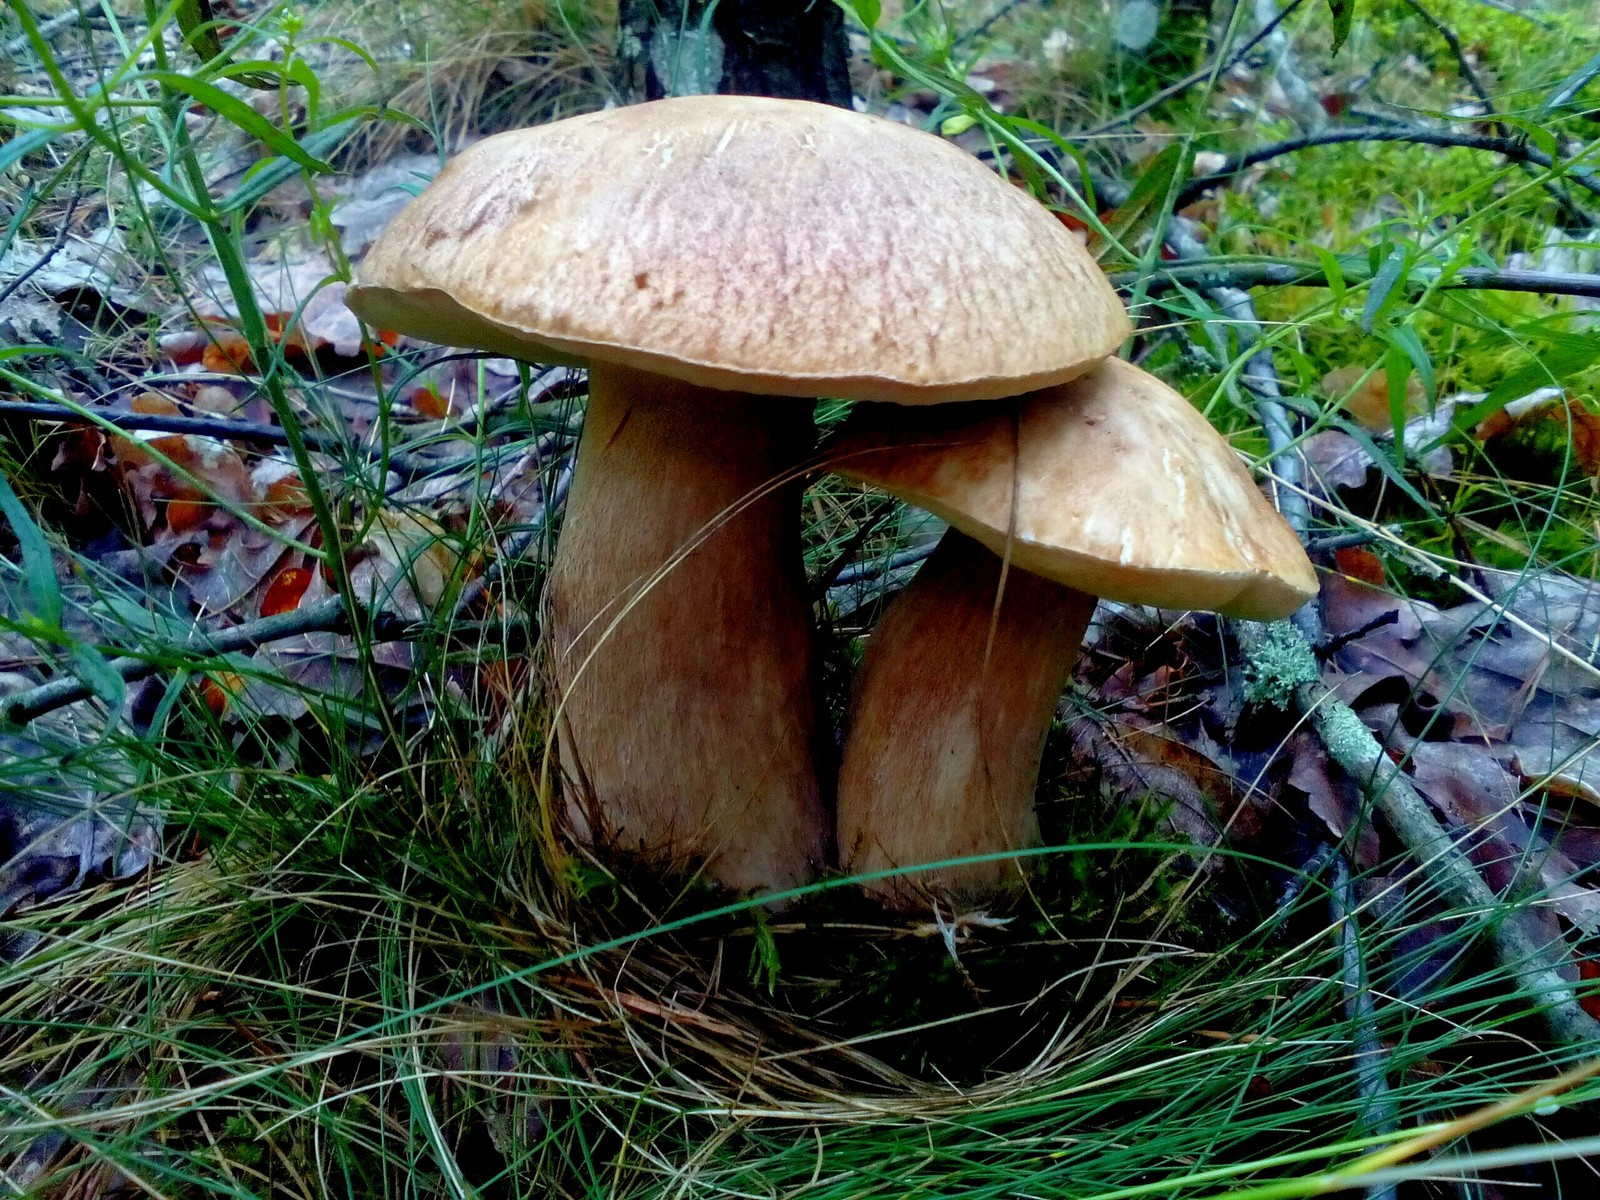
[195,255,366,359]
[1324,570,1600,807]
[1472,387,1564,441]
[1405,739,1600,935]
[1321,364,1426,432]
[1067,712,1261,850]
[352,509,464,619]
[1333,546,1386,586]
[1286,729,1380,868]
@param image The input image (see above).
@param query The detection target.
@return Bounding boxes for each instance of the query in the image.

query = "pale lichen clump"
[1239,619,1320,711]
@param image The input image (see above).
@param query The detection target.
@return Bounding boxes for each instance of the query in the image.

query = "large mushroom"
[829,357,1318,904]
[347,95,1130,893]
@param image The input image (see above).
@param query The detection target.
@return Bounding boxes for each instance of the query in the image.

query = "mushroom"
[347,95,1129,893]
[828,357,1318,904]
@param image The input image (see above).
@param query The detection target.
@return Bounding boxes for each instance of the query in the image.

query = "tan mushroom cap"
[346,95,1129,404]
[829,357,1319,620]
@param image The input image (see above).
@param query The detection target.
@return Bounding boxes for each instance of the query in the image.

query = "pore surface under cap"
[347,95,1129,403]
[829,357,1319,619]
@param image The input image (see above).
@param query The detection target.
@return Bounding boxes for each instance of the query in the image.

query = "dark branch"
[1173,124,1600,210]
[1119,260,1600,301]
[1083,0,1314,137]
[1,596,357,726]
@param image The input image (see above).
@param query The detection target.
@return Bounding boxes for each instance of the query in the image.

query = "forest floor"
[4,0,1600,1196]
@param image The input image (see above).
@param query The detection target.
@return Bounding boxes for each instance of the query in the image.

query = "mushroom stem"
[837,529,1097,905]
[547,361,825,893]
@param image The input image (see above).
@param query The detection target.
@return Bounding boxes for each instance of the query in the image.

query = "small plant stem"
[1249,0,1326,132]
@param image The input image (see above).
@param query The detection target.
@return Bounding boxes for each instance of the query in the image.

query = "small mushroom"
[348,95,1129,893]
[829,357,1318,904]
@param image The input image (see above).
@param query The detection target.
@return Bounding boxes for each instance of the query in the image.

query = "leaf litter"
[0,143,577,938]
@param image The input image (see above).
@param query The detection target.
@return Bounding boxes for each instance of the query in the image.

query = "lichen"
[1239,620,1320,711]
[1314,702,1380,777]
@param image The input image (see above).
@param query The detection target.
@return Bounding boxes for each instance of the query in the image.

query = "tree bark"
[617,0,852,106]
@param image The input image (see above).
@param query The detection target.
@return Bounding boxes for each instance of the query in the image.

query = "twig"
[1330,850,1398,1199]
[0,396,460,482]
[2,8,82,57]
[0,156,88,312]
[0,397,572,485]
[1390,0,1599,224]
[1400,0,1494,115]
[1084,0,1314,137]
[828,542,936,588]
[1249,0,1326,132]
[1120,260,1600,301]
[955,0,1037,49]
[1236,621,1600,1044]
[1473,0,1554,28]
[1168,215,1600,1044]
[1,596,356,726]
[1544,50,1600,114]
[1164,220,1312,541]
[0,397,350,454]
[0,439,576,729]
[1173,124,1600,210]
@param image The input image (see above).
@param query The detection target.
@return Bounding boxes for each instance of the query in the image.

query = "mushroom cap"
[828,357,1318,620]
[346,96,1129,404]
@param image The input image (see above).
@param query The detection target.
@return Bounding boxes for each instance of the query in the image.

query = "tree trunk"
[617,0,852,107]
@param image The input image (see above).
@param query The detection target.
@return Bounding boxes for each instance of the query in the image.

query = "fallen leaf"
[260,566,312,617]
[1320,363,1425,432]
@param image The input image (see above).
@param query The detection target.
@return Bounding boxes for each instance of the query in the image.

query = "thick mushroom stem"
[547,361,825,893]
[837,529,1096,906]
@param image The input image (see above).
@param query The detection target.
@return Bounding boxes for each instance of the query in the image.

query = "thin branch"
[1473,0,1554,28]
[0,391,579,485]
[0,397,454,481]
[0,155,88,312]
[1400,0,1496,116]
[1083,0,1313,137]
[1248,0,1326,132]
[1330,850,1398,1198]
[1120,260,1600,301]
[1544,50,1600,114]
[1173,124,1600,210]
[1163,218,1600,1045]
[955,0,1037,50]
[1389,0,1600,224]
[1236,619,1600,1044]
[1,448,576,728]
[1,596,355,726]
[2,7,83,57]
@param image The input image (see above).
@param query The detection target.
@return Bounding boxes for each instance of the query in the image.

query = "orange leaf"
[202,330,255,375]
[1578,957,1600,1020]
[166,498,211,532]
[197,672,244,718]
[1321,364,1424,433]
[410,383,451,420]
[131,391,181,416]
[1334,546,1385,585]
[1561,407,1600,476]
[261,566,312,617]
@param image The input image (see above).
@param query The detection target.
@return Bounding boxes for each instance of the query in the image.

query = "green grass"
[3,0,1600,1195]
